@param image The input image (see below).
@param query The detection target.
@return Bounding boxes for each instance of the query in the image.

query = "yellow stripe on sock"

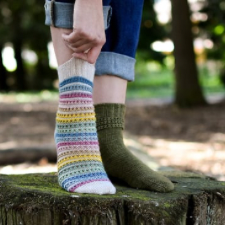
[58,156,102,169]
[56,117,96,123]
[57,112,95,118]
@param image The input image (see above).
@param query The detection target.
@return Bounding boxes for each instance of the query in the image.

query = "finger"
[65,42,91,53]
[72,45,102,64]
[64,42,78,52]
[66,39,88,48]
[86,46,102,64]
[72,43,94,53]
[63,39,88,50]
[72,52,89,62]
[62,31,82,44]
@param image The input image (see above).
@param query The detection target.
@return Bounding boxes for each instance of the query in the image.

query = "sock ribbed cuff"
[57,58,95,83]
[94,103,125,131]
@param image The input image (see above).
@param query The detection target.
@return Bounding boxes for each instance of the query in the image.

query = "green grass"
[127,63,175,98]
[127,59,225,99]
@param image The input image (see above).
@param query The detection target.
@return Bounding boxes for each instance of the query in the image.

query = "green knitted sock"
[95,103,174,193]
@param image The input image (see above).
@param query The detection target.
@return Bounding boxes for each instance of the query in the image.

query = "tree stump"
[0,172,225,225]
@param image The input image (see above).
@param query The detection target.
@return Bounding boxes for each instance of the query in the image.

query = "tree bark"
[0,172,225,224]
[33,48,55,90]
[13,40,26,91]
[0,44,9,91]
[171,0,207,107]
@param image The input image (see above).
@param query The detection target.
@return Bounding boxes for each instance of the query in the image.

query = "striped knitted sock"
[55,58,116,195]
[95,103,174,193]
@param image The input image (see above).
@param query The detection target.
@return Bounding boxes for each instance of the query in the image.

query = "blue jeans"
[45,0,144,81]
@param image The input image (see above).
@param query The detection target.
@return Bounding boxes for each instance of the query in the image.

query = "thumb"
[72,52,90,63]
[62,31,76,43]
[72,46,101,64]
[87,46,101,64]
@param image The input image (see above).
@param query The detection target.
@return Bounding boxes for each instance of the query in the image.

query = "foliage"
[137,0,167,63]
[127,60,224,99]
[0,0,169,91]
[199,0,225,86]
[0,0,54,91]
[0,0,224,97]
[199,0,225,60]
[0,0,51,51]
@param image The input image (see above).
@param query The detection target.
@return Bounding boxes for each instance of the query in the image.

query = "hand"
[62,0,105,64]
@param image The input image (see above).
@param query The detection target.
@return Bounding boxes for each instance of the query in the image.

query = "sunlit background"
[1,0,214,71]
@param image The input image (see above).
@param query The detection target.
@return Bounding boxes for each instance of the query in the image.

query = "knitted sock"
[55,58,116,195]
[95,103,174,193]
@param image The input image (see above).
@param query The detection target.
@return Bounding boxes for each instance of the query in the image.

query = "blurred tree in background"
[171,0,206,107]
[2,0,169,93]
[0,1,9,91]
[0,0,54,91]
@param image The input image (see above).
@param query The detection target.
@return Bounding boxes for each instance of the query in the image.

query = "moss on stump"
[0,172,225,225]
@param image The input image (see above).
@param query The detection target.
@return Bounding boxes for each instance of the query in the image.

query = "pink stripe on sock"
[69,179,109,192]
[57,141,99,148]
[60,93,92,99]
[57,145,99,153]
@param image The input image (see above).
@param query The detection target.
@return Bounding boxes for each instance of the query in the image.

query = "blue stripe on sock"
[55,136,98,142]
[59,76,93,88]
[55,132,97,138]
[56,121,96,129]
[62,172,108,188]
[55,132,98,142]
[59,161,105,175]
[59,84,92,93]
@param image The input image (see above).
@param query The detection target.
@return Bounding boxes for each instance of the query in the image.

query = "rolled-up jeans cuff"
[44,0,112,30]
[95,52,136,81]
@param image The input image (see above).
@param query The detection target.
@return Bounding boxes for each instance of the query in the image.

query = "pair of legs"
[47,0,174,194]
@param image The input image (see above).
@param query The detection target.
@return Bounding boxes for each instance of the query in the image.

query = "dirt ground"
[0,98,225,180]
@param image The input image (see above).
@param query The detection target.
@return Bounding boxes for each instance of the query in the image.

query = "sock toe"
[149,177,175,193]
[73,181,116,195]
[163,179,174,192]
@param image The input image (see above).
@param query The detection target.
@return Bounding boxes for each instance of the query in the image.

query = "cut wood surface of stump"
[0,172,225,225]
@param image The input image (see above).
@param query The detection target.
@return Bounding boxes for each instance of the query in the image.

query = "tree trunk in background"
[171,0,206,107]
[0,44,9,91]
[14,40,26,91]
[33,48,56,90]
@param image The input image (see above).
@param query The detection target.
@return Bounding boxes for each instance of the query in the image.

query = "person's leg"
[50,27,73,65]
[93,0,174,192]
[45,1,116,194]
[93,76,127,104]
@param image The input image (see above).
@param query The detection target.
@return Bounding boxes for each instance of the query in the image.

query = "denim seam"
[44,0,112,30]
[95,52,136,81]
[99,51,137,61]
